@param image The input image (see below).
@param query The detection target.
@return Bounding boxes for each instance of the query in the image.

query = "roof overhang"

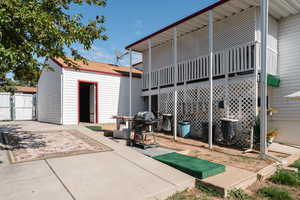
[285,91,300,100]
[126,0,300,52]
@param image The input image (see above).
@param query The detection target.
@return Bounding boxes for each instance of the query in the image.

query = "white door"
[89,84,96,123]
[15,94,34,120]
[0,93,11,120]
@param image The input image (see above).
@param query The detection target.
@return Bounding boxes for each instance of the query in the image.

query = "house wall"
[255,8,279,53]
[269,13,300,145]
[37,59,62,124]
[62,69,145,125]
[142,8,257,72]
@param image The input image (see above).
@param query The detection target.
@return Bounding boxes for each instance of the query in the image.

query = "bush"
[196,184,221,197]
[228,189,252,200]
[269,169,300,186]
[257,186,293,200]
[165,190,199,200]
[289,159,300,171]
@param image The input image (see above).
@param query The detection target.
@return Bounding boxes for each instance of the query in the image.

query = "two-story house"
[125,0,300,146]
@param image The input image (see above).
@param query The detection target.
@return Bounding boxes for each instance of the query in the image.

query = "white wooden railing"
[142,42,278,90]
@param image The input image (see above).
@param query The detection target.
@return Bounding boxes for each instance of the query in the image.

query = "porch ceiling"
[126,0,300,52]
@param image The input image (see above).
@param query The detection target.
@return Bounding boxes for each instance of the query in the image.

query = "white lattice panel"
[158,77,257,146]
[159,88,174,115]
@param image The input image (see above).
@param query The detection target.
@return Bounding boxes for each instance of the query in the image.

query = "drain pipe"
[259,0,284,165]
[260,0,268,158]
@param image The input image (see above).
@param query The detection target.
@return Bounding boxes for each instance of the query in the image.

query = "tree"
[0,0,108,89]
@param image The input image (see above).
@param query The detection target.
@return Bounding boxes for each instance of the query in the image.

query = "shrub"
[269,169,300,186]
[289,159,300,171]
[228,189,252,200]
[196,184,221,197]
[166,190,199,200]
[257,186,293,200]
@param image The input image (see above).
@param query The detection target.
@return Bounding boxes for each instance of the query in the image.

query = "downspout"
[260,0,268,157]
[259,0,284,164]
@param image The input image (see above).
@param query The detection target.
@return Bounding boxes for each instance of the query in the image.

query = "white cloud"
[77,45,142,66]
[119,52,142,66]
[79,45,115,64]
[134,19,143,35]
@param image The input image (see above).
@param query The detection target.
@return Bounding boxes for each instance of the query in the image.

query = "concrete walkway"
[0,121,194,200]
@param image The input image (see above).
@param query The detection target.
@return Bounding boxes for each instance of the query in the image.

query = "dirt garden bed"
[156,133,289,172]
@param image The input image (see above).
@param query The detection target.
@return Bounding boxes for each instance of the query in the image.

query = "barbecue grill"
[127,111,159,149]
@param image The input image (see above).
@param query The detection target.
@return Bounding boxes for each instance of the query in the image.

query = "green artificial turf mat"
[86,126,102,132]
[153,152,225,179]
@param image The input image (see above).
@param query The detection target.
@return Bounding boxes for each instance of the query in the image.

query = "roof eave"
[125,0,230,50]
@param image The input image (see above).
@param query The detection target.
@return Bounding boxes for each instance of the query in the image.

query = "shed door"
[89,84,96,123]
[0,93,11,120]
[15,94,34,120]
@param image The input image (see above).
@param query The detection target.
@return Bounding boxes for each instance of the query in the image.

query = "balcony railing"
[142,42,277,90]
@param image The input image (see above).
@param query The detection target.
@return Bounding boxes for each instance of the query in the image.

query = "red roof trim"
[133,62,143,67]
[125,0,230,50]
[51,58,141,78]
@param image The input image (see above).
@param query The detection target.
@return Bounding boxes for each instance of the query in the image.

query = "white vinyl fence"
[0,93,11,121]
[0,93,36,121]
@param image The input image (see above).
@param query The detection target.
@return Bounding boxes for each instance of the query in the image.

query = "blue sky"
[69,0,219,66]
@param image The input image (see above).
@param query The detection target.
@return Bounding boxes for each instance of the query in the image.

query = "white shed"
[37,58,145,125]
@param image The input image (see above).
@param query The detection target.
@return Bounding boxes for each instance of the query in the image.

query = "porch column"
[148,40,152,112]
[208,10,214,150]
[260,0,269,156]
[173,27,178,140]
[129,48,132,116]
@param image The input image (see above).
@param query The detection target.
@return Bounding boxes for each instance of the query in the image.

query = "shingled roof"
[52,57,142,78]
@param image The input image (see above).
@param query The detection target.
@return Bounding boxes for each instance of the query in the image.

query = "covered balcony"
[142,42,278,90]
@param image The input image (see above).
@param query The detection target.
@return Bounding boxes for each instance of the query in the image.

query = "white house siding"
[143,8,256,72]
[37,59,62,124]
[269,13,300,145]
[62,69,144,125]
[255,8,279,53]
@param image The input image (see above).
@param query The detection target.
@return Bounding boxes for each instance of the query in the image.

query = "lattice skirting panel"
[158,77,257,148]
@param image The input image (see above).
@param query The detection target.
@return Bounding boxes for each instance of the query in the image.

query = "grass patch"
[86,126,102,132]
[165,190,200,200]
[289,159,300,171]
[228,189,252,200]
[196,184,221,198]
[257,186,293,200]
[269,169,300,186]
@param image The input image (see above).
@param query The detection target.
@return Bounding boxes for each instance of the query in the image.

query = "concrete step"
[198,166,257,197]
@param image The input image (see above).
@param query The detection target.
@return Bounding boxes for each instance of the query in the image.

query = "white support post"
[260,0,268,156]
[148,40,152,112]
[225,51,229,118]
[129,49,132,117]
[208,10,214,150]
[173,27,178,141]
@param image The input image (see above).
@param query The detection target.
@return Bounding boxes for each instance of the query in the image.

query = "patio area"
[0,121,195,200]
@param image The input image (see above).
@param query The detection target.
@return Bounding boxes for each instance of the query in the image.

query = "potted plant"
[267,108,278,116]
[267,129,279,145]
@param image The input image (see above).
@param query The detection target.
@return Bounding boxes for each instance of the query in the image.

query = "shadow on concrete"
[0,124,47,151]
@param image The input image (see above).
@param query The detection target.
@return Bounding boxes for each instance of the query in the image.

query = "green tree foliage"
[0,0,108,89]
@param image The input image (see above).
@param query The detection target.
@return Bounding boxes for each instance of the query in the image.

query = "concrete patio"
[0,121,195,200]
